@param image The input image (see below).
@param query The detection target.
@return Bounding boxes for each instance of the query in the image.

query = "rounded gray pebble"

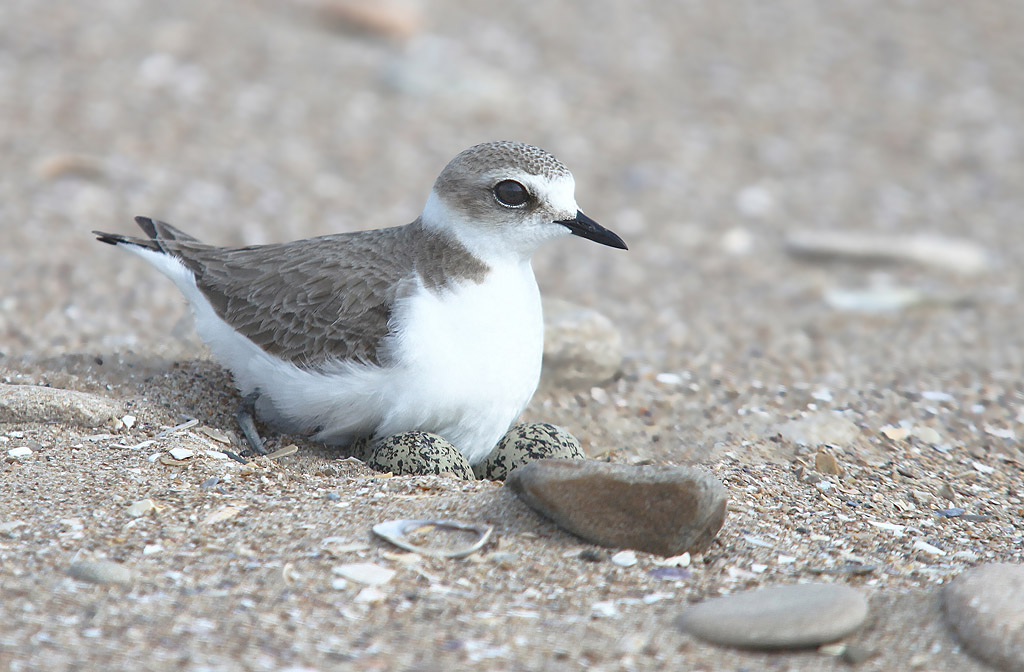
[68,560,133,585]
[676,583,868,649]
[474,423,583,481]
[506,459,726,555]
[368,431,475,480]
[944,563,1024,672]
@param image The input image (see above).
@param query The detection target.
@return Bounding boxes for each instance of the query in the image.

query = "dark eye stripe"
[493,180,530,208]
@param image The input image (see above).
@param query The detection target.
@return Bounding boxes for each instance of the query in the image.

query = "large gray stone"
[944,563,1024,672]
[0,384,123,428]
[505,459,726,556]
[676,583,869,649]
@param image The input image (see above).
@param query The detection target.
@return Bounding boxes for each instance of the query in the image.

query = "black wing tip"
[94,230,125,246]
[134,216,158,238]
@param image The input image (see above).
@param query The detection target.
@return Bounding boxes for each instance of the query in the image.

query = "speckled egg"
[367,431,475,480]
[473,423,583,481]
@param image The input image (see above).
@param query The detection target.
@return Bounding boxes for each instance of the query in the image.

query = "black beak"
[556,211,628,250]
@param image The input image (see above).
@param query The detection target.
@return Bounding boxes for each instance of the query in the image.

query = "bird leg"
[235,391,267,457]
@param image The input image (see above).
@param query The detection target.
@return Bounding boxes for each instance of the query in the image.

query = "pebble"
[823,286,932,313]
[33,152,106,181]
[505,459,728,556]
[474,423,584,481]
[126,499,156,517]
[943,563,1024,671]
[814,450,841,475]
[332,562,396,586]
[676,583,869,649]
[306,0,421,40]
[367,432,475,479]
[784,230,990,275]
[0,384,123,428]
[7,446,32,458]
[775,412,860,447]
[67,560,133,586]
[168,447,194,460]
[611,550,637,567]
[541,297,623,389]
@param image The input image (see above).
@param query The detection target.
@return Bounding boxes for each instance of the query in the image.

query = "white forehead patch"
[522,172,578,218]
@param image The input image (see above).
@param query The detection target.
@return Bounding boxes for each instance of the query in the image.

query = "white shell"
[372,519,493,558]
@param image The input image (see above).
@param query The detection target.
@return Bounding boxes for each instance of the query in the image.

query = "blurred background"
[1,0,1022,459]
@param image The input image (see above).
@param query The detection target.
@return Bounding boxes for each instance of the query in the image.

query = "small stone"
[168,447,194,460]
[882,425,911,441]
[776,412,860,447]
[937,482,957,501]
[611,550,637,567]
[785,230,990,275]
[655,372,683,386]
[814,450,841,475]
[823,286,930,313]
[332,562,396,586]
[913,539,946,556]
[307,0,421,40]
[676,583,868,649]
[0,384,123,428]
[126,499,156,517]
[912,426,942,444]
[506,459,727,556]
[202,506,243,525]
[33,153,106,181]
[541,297,623,389]
[944,564,1024,671]
[121,414,136,430]
[592,600,619,618]
[368,432,474,479]
[68,560,133,585]
[7,446,32,458]
[474,423,584,481]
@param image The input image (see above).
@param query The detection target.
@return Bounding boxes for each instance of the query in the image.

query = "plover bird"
[95,141,626,464]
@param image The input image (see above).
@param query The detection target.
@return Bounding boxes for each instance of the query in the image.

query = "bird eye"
[493,180,530,208]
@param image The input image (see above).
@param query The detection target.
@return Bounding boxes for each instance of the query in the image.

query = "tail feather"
[94,216,201,252]
[135,216,201,244]
[93,230,160,250]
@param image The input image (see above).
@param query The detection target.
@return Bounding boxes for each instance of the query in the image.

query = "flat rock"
[505,459,727,556]
[67,560,133,585]
[676,583,868,649]
[542,297,623,389]
[943,563,1024,671]
[0,384,123,428]
[474,423,584,481]
[775,411,860,447]
[368,431,475,480]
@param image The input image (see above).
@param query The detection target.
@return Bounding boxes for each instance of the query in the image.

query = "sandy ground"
[2,0,1024,670]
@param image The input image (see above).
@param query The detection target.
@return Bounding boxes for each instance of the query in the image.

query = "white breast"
[377,260,545,463]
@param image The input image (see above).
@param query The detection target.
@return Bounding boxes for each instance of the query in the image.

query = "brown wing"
[130,218,417,368]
